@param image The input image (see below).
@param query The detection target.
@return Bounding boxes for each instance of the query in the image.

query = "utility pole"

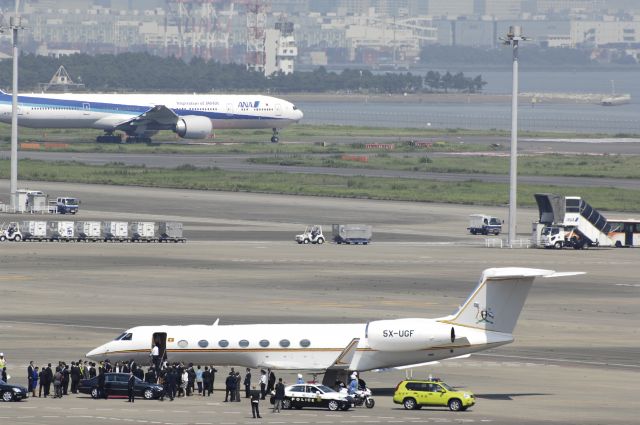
[501,26,527,248]
[9,0,24,211]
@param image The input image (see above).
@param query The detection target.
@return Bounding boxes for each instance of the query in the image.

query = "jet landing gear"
[96,132,123,143]
[271,128,280,143]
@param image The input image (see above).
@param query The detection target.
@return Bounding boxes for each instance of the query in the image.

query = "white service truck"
[468,214,502,235]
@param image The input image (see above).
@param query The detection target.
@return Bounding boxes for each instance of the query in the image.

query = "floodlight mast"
[500,26,528,248]
[9,1,24,211]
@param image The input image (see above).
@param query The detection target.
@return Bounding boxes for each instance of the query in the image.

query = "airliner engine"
[175,115,213,139]
[366,319,456,352]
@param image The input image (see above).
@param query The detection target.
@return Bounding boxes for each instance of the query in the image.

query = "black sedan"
[0,379,28,402]
[78,373,164,400]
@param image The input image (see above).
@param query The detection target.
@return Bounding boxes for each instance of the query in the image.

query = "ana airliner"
[0,89,303,143]
[86,268,581,384]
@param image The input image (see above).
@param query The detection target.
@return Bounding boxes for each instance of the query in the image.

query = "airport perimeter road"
[0,182,638,424]
[3,150,639,189]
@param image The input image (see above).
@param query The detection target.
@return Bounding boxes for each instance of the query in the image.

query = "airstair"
[534,194,613,247]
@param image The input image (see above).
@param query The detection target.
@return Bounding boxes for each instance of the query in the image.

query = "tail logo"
[476,306,495,324]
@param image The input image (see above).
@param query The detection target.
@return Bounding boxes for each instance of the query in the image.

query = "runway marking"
[476,353,640,369]
[0,320,122,330]
[615,283,640,287]
[0,275,29,281]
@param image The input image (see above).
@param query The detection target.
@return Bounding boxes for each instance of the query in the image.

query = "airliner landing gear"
[96,132,123,143]
[271,128,279,143]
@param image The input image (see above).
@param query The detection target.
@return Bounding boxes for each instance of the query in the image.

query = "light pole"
[9,0,24,211]
[501,26,527,248]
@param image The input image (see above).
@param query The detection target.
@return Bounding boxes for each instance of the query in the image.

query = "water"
[296,70,640,134]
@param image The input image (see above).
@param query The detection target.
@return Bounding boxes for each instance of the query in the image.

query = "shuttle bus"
[608,219,640,247]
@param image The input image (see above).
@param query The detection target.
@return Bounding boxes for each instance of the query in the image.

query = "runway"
[0,181,638,424]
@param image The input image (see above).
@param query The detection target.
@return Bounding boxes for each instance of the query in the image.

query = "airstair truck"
[534,194,613,249]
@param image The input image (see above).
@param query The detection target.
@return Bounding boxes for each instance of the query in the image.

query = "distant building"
[571,20,640,46]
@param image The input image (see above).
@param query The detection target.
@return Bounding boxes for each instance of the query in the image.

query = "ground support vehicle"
[55,197,80,214]
[78,373,164,400]
[296,225,325,244]
[103,221,129,242]
[467,214,502,235]
[158,221,186,243]
[393,380,475,412]
[0,379,28,402]
[47,221,75,241]
[20,221,47,241]
[534,194,614,248]
[275,384,353,411]
[0,222,23,241]
[130,221,158,242]
[332,224,372,245]
[75,221,102,242]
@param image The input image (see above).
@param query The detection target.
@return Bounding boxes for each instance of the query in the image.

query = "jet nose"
[296,109,304,122]
[86,344,108,359]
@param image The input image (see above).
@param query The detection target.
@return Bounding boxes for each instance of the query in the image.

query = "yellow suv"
[393,380,475,411]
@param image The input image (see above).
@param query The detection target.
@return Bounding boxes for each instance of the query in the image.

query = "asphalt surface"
[0,180,638,425]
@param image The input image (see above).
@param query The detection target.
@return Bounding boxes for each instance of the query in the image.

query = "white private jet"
[86,268,581,384]
[0,90,303,143]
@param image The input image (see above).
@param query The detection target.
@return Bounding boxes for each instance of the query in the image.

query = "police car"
[280,383,352,411]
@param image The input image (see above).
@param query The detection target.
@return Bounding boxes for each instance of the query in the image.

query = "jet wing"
[115,105,179,131]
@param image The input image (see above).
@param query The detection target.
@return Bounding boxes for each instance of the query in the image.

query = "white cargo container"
[332,224,372,245]
[20,221,47,241]
[158,222,186,242]
[47,221,75,240]
[103,221,129,241]
[75,221,102,241]
[130,222,157,241]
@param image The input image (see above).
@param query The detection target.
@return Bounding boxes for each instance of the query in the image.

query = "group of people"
[1,351,288,419]
[22,359,101,399]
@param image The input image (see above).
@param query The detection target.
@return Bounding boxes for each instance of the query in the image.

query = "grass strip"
[249,153,640,179]
[2,159,640,213]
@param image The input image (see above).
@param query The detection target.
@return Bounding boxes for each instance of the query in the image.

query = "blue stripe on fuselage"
[0,93,286,121]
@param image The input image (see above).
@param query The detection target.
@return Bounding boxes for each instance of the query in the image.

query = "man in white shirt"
[150,344,160,372]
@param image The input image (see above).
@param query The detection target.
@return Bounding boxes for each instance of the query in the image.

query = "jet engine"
[175,115,213,139]
[366,319,455,352]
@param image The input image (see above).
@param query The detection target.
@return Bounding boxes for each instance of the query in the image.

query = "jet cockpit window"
[113,332,127,341]
[121,333,133,341]
[292,105,298,110]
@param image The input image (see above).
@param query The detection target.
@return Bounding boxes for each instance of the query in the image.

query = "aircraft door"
[83,103,91,115]
[275,103,282,116]
[625,223,633,246]
[152,332,168,363]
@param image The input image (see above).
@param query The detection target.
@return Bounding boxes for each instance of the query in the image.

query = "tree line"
[0,53,486,94]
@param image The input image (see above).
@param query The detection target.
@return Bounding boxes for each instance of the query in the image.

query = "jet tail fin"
[442,268,584,334]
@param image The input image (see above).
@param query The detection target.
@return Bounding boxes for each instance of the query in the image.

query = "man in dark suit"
[202,367,212,397]
[61,363,70,395]
[27,361,34,394]
[128,372,136,403]
[43,364,53,397]
[250,386,262,418]
[244,368,252,398]
[70,362,81,394]
[225,371,236,402]
[97,371,106,399]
